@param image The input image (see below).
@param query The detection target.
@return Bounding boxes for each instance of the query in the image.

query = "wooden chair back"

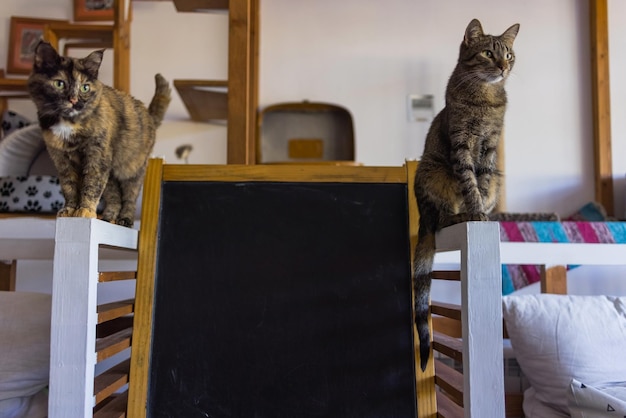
[429,262,568,418]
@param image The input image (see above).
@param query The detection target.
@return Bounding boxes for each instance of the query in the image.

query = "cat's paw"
[58,207,76,217]
[469,212,490,222]
[443,212,490,227]
[74,207,97,218]
[116,217,134,228]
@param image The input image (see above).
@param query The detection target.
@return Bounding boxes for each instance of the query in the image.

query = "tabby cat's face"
[459,19,520,84]
[27,42,103,124]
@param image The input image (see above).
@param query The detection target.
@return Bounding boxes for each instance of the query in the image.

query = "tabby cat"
[27,41,171,227]
[413,19,519,371]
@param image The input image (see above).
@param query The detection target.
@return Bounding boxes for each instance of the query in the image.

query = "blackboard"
[129,163,418,418]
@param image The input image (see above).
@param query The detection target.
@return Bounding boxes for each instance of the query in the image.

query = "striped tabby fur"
[413,19,519,371]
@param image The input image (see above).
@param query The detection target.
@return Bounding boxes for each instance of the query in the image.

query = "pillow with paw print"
[0,175,64,213]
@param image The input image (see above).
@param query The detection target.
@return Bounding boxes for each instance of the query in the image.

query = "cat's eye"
[505,52,513,60]
[80,84,91,93]
[482,50,493,59]
[53,80,65,90]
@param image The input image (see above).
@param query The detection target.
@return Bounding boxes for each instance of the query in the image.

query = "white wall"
[260,0,604,217]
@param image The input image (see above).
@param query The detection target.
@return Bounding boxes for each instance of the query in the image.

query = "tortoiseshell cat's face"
[458,20,519,84]
[28,42,103,124]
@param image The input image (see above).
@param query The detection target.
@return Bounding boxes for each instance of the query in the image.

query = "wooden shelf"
[45,23,114,46]
[0,73,29,114]
[170,0,258,163]
[174,79,228,122]
[172,0,228,12]
[0,76,28,92]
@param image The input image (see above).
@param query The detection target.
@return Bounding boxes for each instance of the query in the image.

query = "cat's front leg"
[75,178,106,219]
[442,212,490,228]
[75,149,110,219]
[48,149,80,217]
[476,148,500,214]
[450,137,484,214]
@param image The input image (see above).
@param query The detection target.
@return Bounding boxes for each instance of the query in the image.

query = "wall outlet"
[407,94,434,122]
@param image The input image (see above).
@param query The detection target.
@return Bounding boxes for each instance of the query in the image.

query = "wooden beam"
[248,0,259,162]
[589,0,614,215]
[227,0,259,164]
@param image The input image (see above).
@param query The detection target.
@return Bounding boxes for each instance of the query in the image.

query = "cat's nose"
[69,97,78,105]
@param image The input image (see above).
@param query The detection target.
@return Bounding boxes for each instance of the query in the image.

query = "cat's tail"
[148,73,172,128]
[414,230,436,372]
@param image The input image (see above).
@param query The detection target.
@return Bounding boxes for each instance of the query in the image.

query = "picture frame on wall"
[7,16,68,75]
[74,0,114,22]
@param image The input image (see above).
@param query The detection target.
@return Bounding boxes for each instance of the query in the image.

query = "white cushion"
[0,125,45,177]
[502,294,626,417]
[1,111,32,139]
[0,175,64,214]
[568,378,626,417]
[0,291,51,418]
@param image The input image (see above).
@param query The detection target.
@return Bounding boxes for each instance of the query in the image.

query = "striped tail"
[148,73,171,128]
[413,231,436,372]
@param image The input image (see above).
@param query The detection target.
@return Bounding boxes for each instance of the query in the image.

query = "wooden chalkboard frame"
[128,159,421,417]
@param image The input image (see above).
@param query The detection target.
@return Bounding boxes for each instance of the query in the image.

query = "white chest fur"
[50,121,75,141]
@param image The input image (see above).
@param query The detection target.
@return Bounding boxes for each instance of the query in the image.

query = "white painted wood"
[0,217,56,259]
[0,217,139,261]
[48,218,137,418]
[499,242,626,265]
[435,222,505,418]
[435,242,626,267]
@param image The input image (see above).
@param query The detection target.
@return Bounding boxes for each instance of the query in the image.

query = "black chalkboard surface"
[129,162,418,418]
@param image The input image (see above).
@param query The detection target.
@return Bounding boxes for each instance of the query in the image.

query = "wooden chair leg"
[0,260,17,291]
[540,265,567,295]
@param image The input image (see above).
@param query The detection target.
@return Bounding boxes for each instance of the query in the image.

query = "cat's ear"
[82,49,105,79]
[32,41,61,73]
[464,19,484,46]
[501,23,520,45]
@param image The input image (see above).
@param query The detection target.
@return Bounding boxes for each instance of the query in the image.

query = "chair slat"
[97,299,135,324]
[94,359,130,404]
[431,301,462,320]
[93,390,128,418]
[97,327,132,362]
[432,270,461,281]
[433,332,463,362]
[99,271,137,282]
[434,359,463,406]
[433,316,462,338]
[436,391,464,418]
[97,316,134,339]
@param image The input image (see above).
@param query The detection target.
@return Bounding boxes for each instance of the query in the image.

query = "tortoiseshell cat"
[413,19,519,371]
[27,41,171,227]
